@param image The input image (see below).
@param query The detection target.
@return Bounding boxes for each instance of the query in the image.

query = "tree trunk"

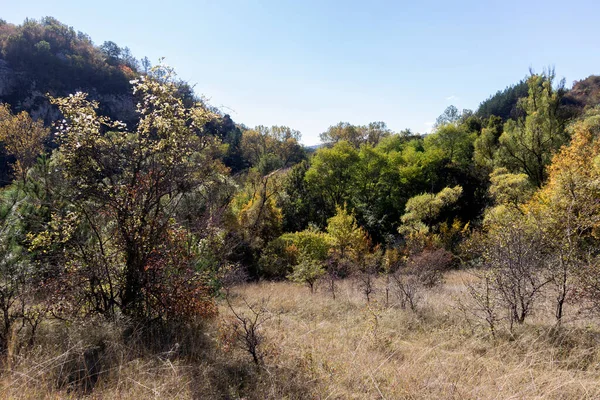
[121,247,145,317]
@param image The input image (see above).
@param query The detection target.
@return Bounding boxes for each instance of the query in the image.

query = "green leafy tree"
[476,80,528,121]
[351,145,401,243]
[240,125,305,173]
[425,123,475,166]
[0,185,47,351]
[233,169,284,251]
[473,116,503,169]
[496,72,568,187]
[319,121,391,147]
[305,141,359,212]
[279,160,329,231]
[287,252,325,293]
[434,105,461,128]
[281,226,331,262]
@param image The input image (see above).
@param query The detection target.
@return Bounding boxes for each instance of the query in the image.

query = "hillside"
[0,17,140,124]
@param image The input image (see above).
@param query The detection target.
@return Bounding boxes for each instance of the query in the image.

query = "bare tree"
[222,296,275,366]
[355,250,382,303]
[482,212,551,328]
[460,271,502,338]
[392,247,452,312]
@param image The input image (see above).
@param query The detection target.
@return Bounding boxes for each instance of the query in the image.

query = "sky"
[3,0,600,145]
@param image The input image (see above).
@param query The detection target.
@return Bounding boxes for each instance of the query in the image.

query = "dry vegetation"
[2,270,600,399]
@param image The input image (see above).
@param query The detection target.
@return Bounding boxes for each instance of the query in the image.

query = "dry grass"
[2,270,600,399]
[224,271,600,399]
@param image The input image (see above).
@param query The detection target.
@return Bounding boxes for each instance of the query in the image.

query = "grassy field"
[2,270,600,399]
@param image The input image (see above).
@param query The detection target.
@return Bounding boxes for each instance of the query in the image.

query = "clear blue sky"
[3,0,600,144]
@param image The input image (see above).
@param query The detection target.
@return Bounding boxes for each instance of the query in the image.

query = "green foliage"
[0,18,134,110]
[259,226,331,280]
[258,237,297,279]
[233,169,284,251]
[434,105,461,128]
[473,116,503,169]
[326,205,370,260]
[240,125,305,174]
[496,72,569,187]
[0,103,49,182]
[281,226,331,262]
[287,252,325,293]
[425,123,475,166]
[399,186,463,236]
[279,160,329,232]
[529,111,600,320]
[204,114,247,173]
[488,167,533,207]
[305,141,359,210]
[476,80,529,121]
[256,153,284,175]
[319,121,391,147]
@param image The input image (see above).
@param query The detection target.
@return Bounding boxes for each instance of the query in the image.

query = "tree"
[120,47,139,71]
[496,72,568,187]
[279,160,329,232]
[529,111,600,323]
[222,296,274,365]
[434,105,461,128]
[364,122,392,145]
[281,226,331,262]
[473,116,503,169]
[233,169,284,251]
[319,121,391,147]
[392,247,452,312]
[425,123,475,166]
[488,168,534,208]
[355,247,382,302]
[287,252,325,293]
[0,185,47,351]
[399,186,463,238]
[32,66,224,320]
[326,205,369,261]
[326,205,371,298]
[0,104,49,183]
[351,145,400,243]
[481,202,550,328]
[319,122,363,147]
[240,125,305,173]
[141,56,151,74]
[305,141,359,212]
[100,40,122,65]
[476,80,528,121]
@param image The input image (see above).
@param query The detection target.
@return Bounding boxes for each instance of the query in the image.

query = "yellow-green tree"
[326,205,370,261]
[0,104,49,183]
[398,186,463,240]
[233,169,284,250]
